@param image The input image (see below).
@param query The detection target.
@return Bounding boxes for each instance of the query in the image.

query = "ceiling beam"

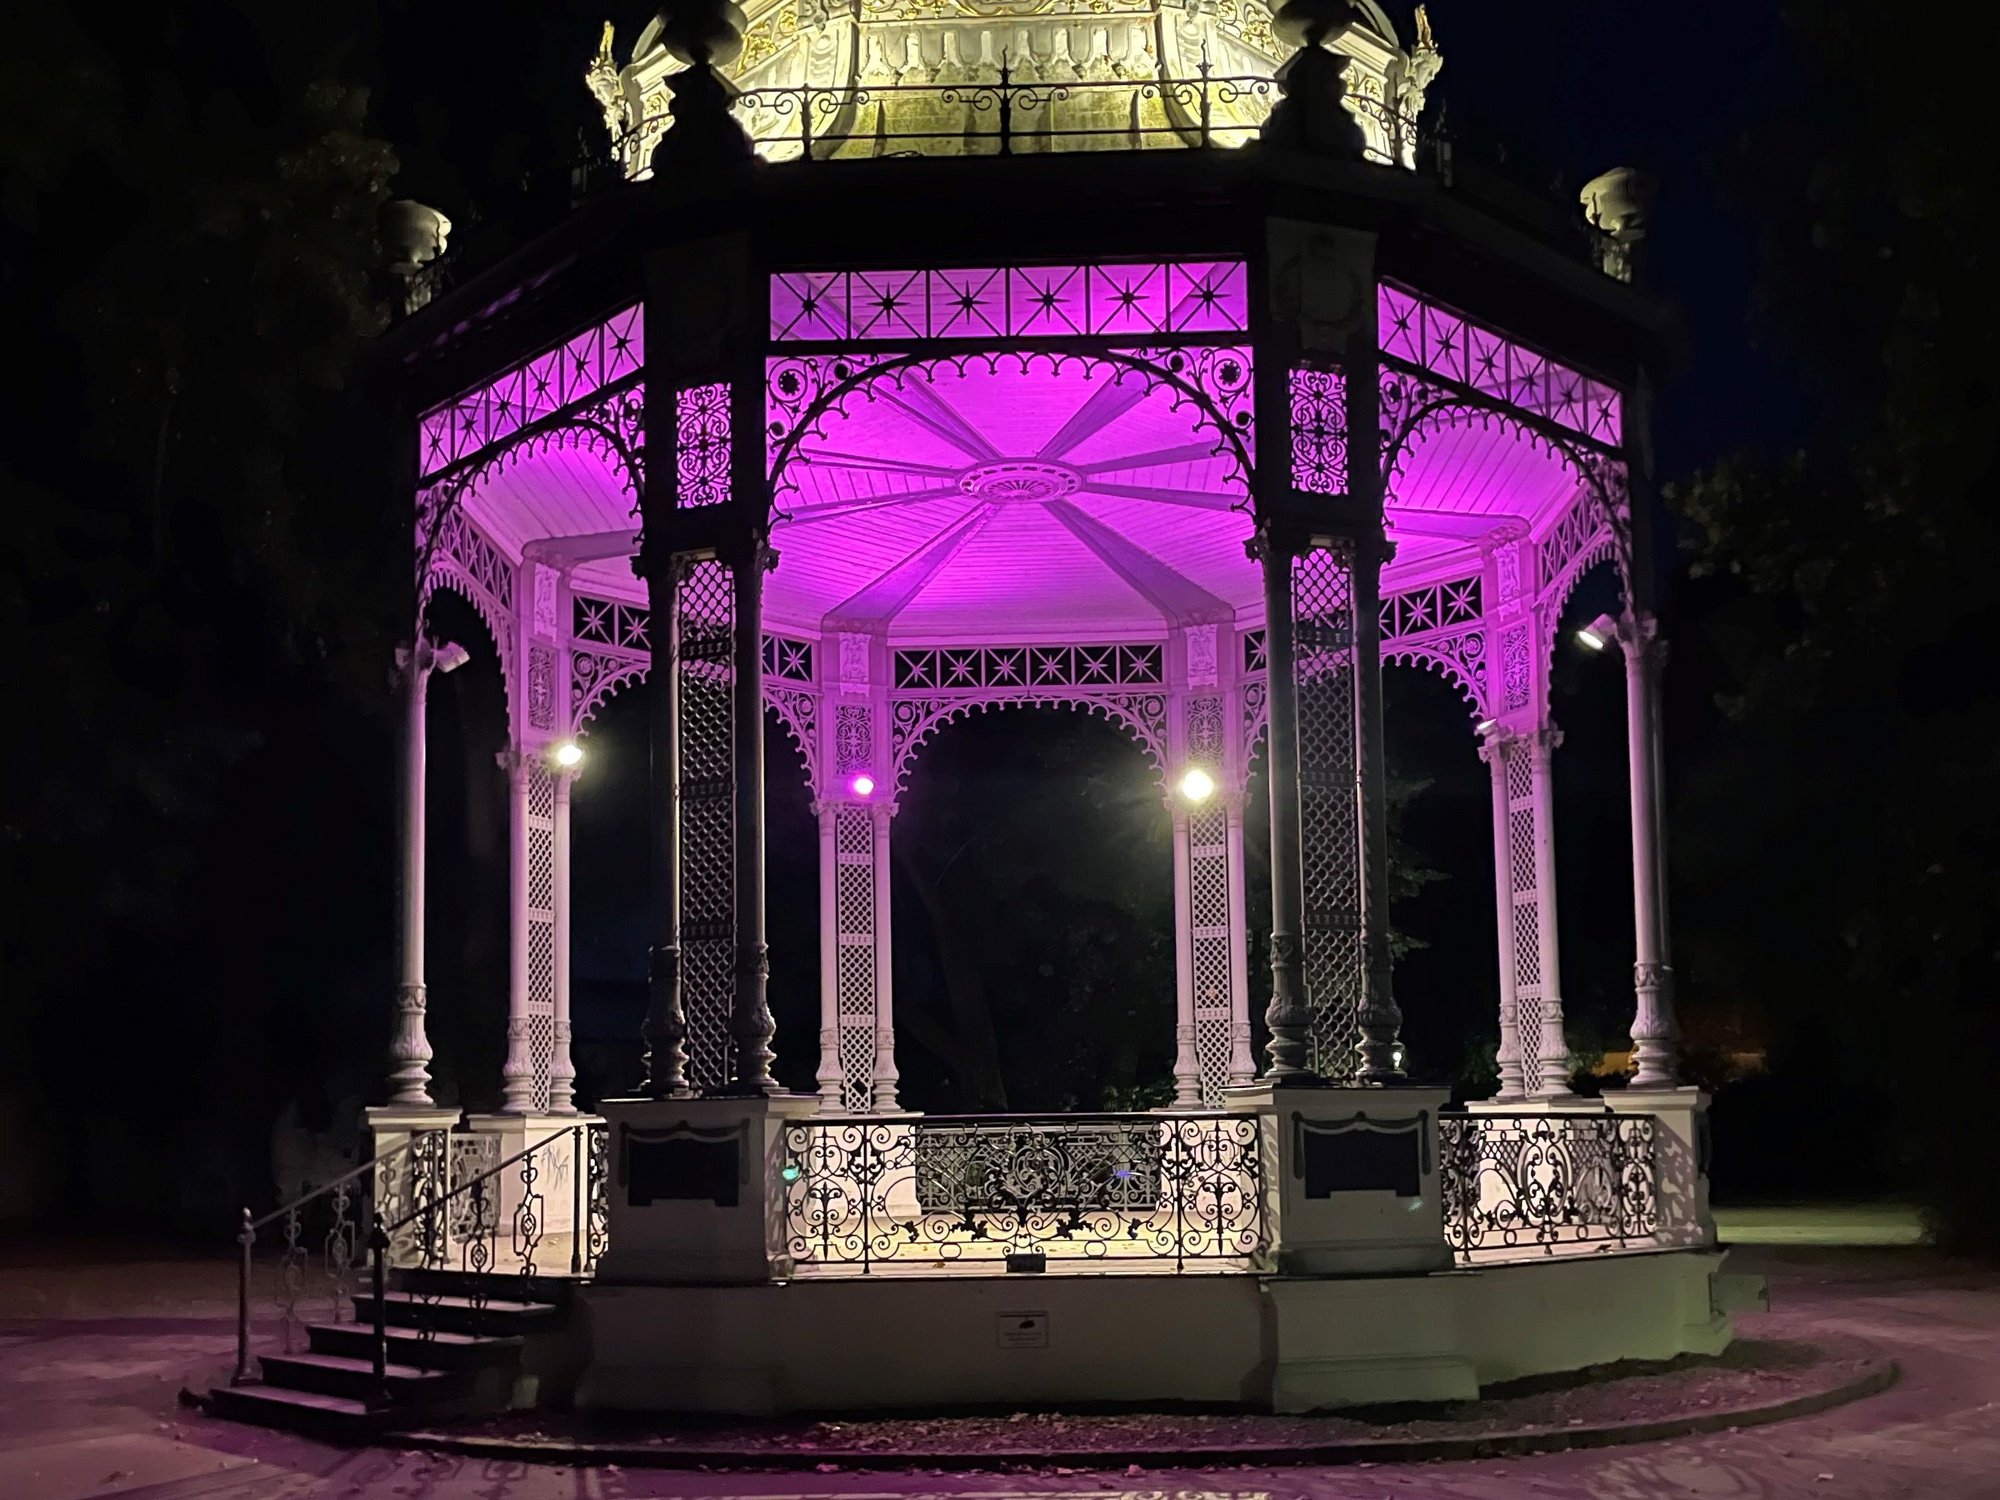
[1045,499,1233,625]
[781,485,969,524]
[795,447,962,479]
[521,529,640,565]
[1075,441,1225,474]
[1037,374,1151,461]
[824,504,1001,630]
[1076,481,1243,511]
[1384,508,1529,540]
[875,380,1002,462]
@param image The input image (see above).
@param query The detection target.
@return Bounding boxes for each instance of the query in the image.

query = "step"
[208,1383,386,1436]
[260,1351,468,1403]
[307,1320,525,1369]
[354,1290,560,1337]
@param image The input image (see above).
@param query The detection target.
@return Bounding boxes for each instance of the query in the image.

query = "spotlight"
[1391,1041,1407,1071]
[1474,717,1497,736]
[551,741,585,770]
[850,773,876,799]
[432,640,472,674]
[1179,767,1216,804]
[1576,613,1619,652]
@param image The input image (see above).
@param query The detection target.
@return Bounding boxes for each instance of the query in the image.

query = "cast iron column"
[1622,611,1679,1086]
[1256,523,1311,1076]
[1525,726,1572,1095]
[385,645,438,1106]
[498,748,539,1111]
[1478,731,1527,1100]
[729,538,778,1091]
[638,549,689,1096]
[548,766,579,1113]
[1169,806,1202,1107]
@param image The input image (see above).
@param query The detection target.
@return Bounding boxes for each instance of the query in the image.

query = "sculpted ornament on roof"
[587,0,1440,173]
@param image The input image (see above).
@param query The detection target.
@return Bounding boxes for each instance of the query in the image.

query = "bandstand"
[218,0,1759,1429]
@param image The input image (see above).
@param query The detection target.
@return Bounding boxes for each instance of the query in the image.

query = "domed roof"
[586,0,1440,173]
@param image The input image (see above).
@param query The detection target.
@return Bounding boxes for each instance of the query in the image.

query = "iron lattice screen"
[678,558,736,1091]
[1293,544,1365,1078]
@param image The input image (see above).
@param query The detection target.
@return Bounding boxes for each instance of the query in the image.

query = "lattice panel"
[770,262,1249,342]
[895,643,1162,690]
[419,306,643,477]
[679,559,736,1092]
[833,804,878,1114]
[525,762,559,1112]
[1289,366,1348,495]
[1377,283,1622,447]
[1293,545,1365,1079]
[1502,747,1547,1078]
[1189,804,1234,1107]
[675,382,731,508]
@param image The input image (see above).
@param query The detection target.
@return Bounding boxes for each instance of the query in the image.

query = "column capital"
[1618,610,1668,668]
[495,746,536,782]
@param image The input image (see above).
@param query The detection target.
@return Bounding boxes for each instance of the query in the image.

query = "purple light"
[850,773,876,799]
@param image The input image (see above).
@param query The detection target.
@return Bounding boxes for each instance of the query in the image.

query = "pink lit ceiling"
[462,364,1584,637]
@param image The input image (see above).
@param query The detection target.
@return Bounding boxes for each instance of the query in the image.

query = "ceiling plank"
[1078,481,1243,511]
[781,486,969,523]
[825,504,1002,629]
[1036,373,1152,460]
[1075,441,1225,474]
[1045,498,1233,625]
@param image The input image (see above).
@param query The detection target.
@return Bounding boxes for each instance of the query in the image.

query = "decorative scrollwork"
[782,1114,1268,1273]
[890,691,1169,795]
[1439,1113,1662,1264]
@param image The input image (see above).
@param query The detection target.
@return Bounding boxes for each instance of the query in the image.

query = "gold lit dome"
[587,0,1440,173]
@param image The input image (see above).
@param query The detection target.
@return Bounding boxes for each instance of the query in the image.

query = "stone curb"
[401,1354,1897,1471]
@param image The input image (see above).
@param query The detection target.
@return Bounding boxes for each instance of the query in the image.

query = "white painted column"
[1170,806,1201,1109]
[814,804,843,1111]
[1223,796,1256,1086]
[499,750,539,1112]
[1478,732,1526,1101]
[1525,728,1572,1096]
[870,803,900,1112]
[385,649,437,1106]
[1622,613,1679,1087]
[548,768,578,1114]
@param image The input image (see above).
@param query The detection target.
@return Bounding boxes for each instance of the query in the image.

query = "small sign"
[997,1310,1048,1349]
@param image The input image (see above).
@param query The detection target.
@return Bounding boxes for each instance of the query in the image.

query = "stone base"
[575,1248,1734,1415]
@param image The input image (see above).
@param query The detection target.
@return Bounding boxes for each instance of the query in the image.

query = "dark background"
[4,1,1992,1246]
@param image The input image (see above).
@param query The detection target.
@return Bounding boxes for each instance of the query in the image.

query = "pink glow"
[419,306,643,478]
[850,773,876,799]
[1379,284,1622,447]
[770,262,1249,343]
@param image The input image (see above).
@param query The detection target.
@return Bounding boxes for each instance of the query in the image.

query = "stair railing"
[366,1121,607,1405]
[232,1126,452,1386]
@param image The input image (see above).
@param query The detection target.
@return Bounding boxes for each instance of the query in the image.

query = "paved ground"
[1,1221,1995,1500]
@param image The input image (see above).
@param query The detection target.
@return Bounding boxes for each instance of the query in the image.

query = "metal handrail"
[232,1126,452,1386]
[366,1122,606,1405]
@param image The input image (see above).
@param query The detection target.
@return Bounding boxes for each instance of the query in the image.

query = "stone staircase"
[208,1270,574,1436]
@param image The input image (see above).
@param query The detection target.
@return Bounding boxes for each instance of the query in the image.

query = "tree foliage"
[1668,0,1998,1249]
[0,4,401,1225]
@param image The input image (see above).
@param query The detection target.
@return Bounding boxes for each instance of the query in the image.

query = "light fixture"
[1576,613,1619,652]
[1179,767,1216,804]
[551,740,585,770]
[1474,717,1497,736]
[850,773,876,799]
[432,640,471,674]
[1391,1041,1407,1071]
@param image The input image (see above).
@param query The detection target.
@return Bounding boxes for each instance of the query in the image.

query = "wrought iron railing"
[1438,1111,1661,1265]
[352,1122,608,1403]
[781,1112,1268,1274]
[614,68,1431,169]
[232,1127,451,1384]
[233,1122,609,1399]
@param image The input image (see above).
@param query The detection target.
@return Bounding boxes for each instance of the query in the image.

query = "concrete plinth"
[592,1093,820,1285]
[575,1248,1735,1415]
[1228,1081,1453,1276]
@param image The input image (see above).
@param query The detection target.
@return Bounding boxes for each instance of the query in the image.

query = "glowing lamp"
[780,1163,802,1183]
[850,773,876,799]
[1576,613,1619,652]
[1179,768,1216,804]
[1474,718,1497,736]
[551,741,585,769]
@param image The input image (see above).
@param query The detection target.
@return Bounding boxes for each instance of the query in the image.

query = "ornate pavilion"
[212,0,1758,1431]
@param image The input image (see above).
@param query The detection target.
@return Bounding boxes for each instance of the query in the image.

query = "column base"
[593,1093,820,1285]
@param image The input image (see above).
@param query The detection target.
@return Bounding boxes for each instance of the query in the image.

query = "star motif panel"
[770,262,1248,342]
